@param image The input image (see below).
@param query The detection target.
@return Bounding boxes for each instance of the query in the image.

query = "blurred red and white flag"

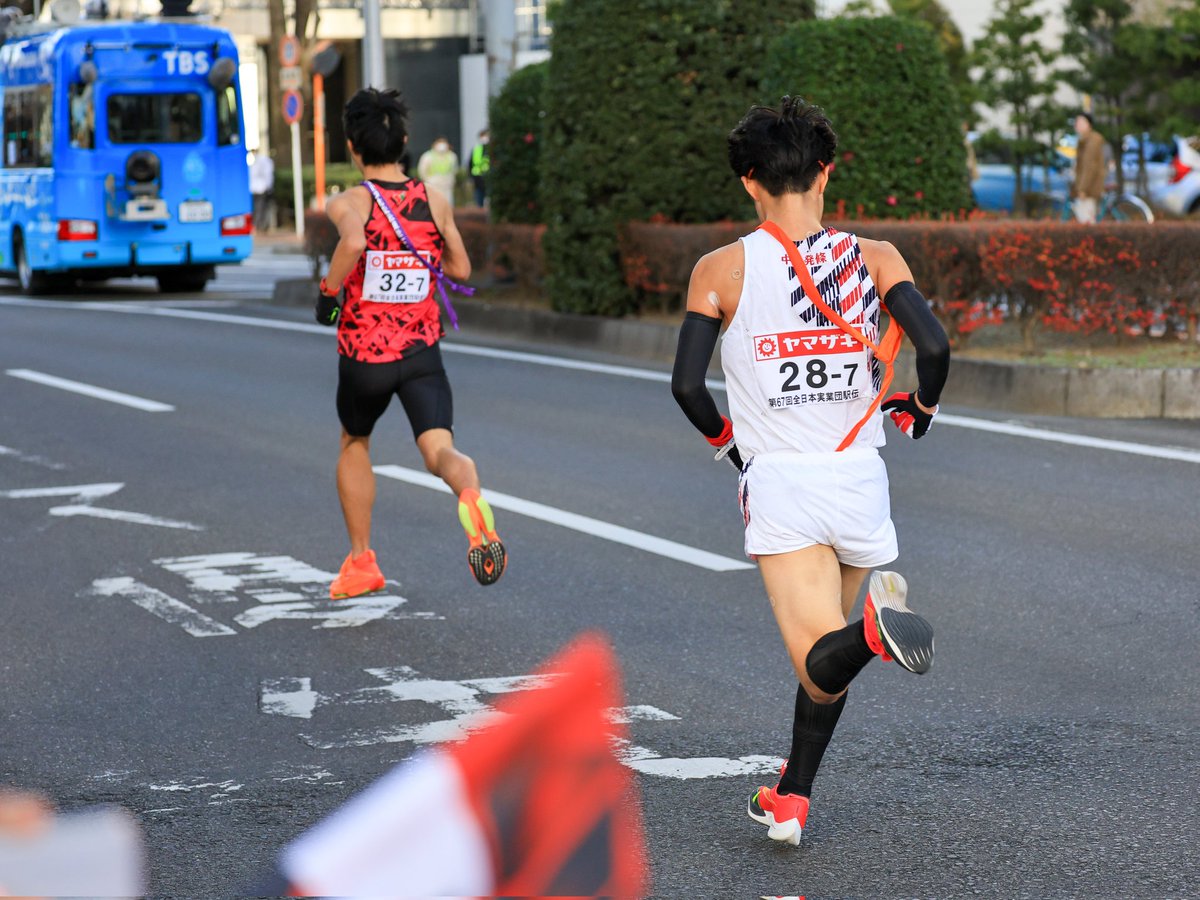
[279,634,647,896]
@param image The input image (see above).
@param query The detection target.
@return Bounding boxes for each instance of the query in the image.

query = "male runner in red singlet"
[672,97,951,845]
[317,88,506,597]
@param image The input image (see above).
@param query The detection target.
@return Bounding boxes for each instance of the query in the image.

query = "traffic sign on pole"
[282,89,304,125]
[279,35,301,68]
[280,66,302,91]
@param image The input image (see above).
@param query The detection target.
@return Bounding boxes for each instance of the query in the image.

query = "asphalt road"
[1,258,1198,898]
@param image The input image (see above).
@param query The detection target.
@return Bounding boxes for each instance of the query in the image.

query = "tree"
[488,61,548,225]
[970,0,1060,216]
[888,0,974,122]
[765,16,972,219]
[540,0,815,316]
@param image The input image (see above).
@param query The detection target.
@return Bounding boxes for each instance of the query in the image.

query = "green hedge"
[764,16,973,219]
[541,0,815,316]
[489,61,549,225]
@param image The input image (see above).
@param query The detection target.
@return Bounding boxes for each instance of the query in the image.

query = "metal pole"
[291,120,305,238]
[314,72,326,212]
[484,0,516,96]
[362,0,385,88]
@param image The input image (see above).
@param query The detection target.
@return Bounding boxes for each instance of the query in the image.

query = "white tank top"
[720,227,885,458]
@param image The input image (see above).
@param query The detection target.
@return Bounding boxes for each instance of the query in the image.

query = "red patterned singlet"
[338,179,446,363]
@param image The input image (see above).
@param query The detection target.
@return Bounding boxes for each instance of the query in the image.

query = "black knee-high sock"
[778,686,847,797]
[805,619,875,695]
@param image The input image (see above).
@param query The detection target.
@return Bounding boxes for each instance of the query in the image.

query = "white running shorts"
[737,446,899,567]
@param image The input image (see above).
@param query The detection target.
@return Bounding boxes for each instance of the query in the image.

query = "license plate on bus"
[178,200,213,223]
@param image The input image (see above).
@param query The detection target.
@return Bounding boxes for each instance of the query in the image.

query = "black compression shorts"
[336,342,454,439]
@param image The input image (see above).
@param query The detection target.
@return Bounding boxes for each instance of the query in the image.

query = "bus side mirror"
[207,57,236,91]
[79,61,98,84]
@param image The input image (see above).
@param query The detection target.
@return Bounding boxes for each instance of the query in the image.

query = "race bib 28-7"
[752,328,871,410]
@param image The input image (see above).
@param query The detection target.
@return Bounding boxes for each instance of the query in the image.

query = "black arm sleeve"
[671,311,726,439]
[883,281,951,407]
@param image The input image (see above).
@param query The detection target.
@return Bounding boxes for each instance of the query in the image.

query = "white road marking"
[260,664,782,780]
[0,444,66,470]
[4,297,1195,464]
[373,464,753,573]
[48,504,204,530]
[614,740,781,780]
[1,482,123,500]
[937,413,1200,465]
[88,553,441,637]
[6,368,174,412]
[91,577,237,637]
[2,482,204,530]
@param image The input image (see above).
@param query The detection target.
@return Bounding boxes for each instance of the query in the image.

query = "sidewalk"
[261,235,1200,420]
[253,230,305,255]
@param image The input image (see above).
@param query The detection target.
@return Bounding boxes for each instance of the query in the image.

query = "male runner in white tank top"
[672,97,950,846]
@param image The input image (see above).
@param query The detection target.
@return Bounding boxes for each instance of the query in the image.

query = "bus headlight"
[58,219,98,241]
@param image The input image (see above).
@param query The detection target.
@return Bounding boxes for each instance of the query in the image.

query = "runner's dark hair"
[1076,111,1095,127]
[728,96,837,196]
[344,88,410,167]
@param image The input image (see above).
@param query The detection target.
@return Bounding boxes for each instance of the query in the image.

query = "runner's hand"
[315,279,341,326]
[706,416,743,471]
[882,391,937,439]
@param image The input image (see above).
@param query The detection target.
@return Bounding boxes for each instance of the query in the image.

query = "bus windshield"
[107,93,202,144]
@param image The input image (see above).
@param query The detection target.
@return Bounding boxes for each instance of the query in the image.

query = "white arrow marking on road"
[91,577,237,637]
[48,504,204,530]
[6,368,174,412]
[0,482,124,500]
[1,482,204,530]
[373,465,753,573]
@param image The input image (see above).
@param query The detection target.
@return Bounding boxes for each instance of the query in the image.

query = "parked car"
[1119,134,1176,197]
[970,140,1072,213]
[1150,136,1200,217]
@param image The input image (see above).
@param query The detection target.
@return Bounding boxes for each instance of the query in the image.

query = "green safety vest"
[471,143,490,177]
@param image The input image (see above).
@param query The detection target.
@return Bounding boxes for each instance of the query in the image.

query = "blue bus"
[0,16,252,294]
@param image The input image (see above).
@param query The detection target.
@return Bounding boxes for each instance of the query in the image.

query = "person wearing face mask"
[418,136,459,205]
[469,129,490,208]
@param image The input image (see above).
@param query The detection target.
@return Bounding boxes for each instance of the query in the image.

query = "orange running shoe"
[458,489,506,586]
[864,570,934,674]
[747,783,810,846]
[329,549,386,600]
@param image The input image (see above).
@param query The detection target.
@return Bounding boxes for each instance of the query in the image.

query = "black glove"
[315,279,341,326]
[881,391,937,439]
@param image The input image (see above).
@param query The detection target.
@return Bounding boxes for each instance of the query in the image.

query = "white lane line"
[373,465,753,573]
[4,298,1196,464]
[937,414,1200,465]
[6,368,174,412]
[91,577,237,637]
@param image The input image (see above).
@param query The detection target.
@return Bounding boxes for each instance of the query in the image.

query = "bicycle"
[1053,188,1155,223]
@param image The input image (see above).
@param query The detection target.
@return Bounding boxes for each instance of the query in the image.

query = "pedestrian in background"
[469,129,490,208]
[418,137,458,205]
[249,151,274,233]
[1071,113,1106,224]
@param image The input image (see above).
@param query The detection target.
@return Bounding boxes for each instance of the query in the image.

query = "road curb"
[268,279,1198,419]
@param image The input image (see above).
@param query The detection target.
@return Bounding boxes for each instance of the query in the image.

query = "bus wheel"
[157,268,210,293]
[14,231,51,296]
